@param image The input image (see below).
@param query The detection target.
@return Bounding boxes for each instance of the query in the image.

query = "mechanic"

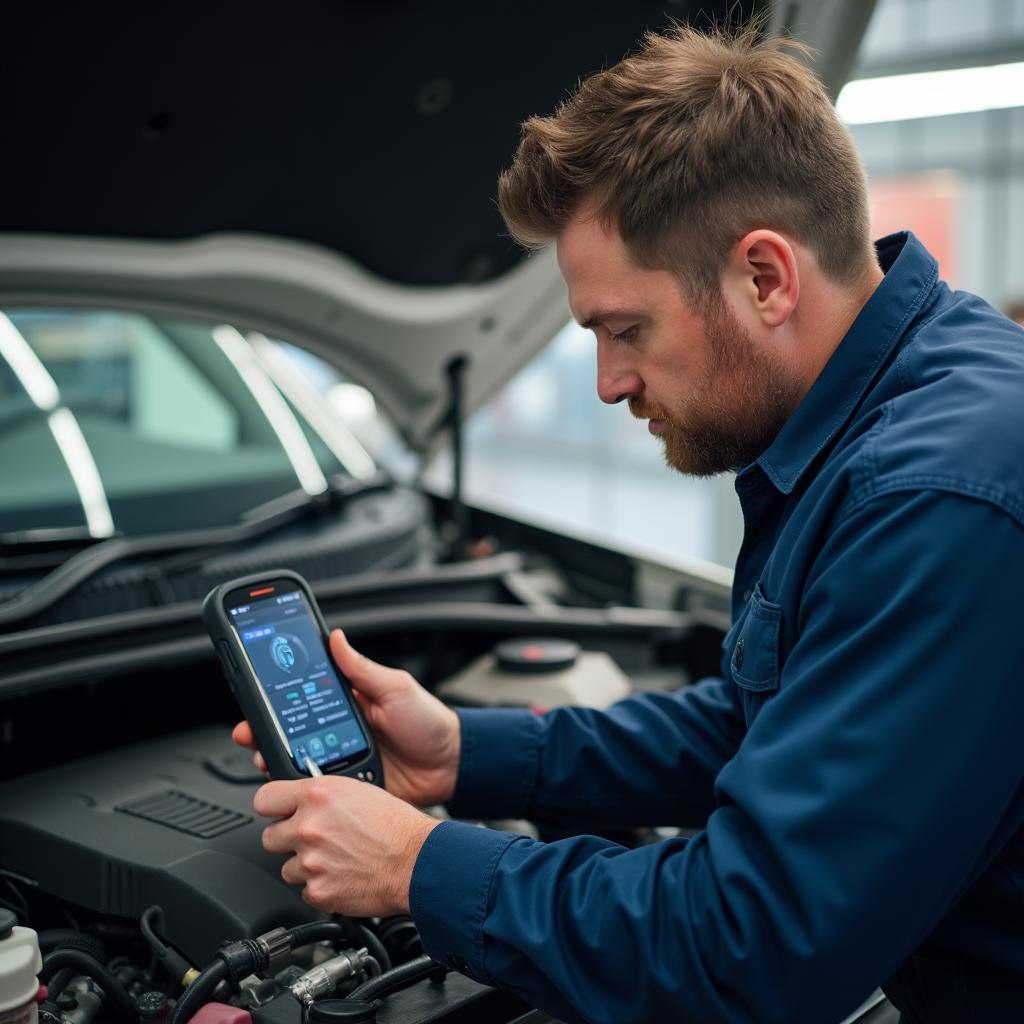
[234,23,1024,1024]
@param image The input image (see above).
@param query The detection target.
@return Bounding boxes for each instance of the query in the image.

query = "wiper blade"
[0,526,117,573]
[0,526,107,552]
[0,472,392,629]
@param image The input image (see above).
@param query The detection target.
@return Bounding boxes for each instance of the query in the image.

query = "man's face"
[557,213,803,476]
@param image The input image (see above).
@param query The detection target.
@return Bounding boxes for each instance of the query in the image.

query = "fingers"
[279,858,326,910]
[329,629,410,701]
[261,820,295,855]
[232,720,257,749]
[253,780,301,818]
[280,854,305,886]
[230,720,268,774]
[232,721,268,774]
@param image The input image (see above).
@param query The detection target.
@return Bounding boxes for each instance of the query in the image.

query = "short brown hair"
[497,22,875,307]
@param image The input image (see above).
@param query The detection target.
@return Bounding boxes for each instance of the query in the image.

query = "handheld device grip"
[203,569,383,785]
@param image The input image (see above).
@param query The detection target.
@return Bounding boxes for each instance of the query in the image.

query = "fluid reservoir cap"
[137,991,170,1019]
[307,1000,376,1023]
[0,918,42,1015]
[494,638,580,674]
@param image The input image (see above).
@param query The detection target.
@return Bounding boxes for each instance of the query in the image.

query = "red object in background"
[869,172,960,286]
[186,1005,252,1024]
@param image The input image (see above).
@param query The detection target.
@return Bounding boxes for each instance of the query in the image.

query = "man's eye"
[612,326,638,344]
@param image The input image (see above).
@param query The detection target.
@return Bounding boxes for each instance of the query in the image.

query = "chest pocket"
[726,582,782,726]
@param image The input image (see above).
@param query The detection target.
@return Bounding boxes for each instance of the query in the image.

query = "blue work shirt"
[408,233,1024,1023]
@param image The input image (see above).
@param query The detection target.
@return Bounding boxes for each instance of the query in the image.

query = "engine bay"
[1,728,323,967]
[0,729,540,1024]
[0,531,728,1024]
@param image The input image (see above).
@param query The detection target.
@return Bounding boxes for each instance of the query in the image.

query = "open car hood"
[0,1,873,453]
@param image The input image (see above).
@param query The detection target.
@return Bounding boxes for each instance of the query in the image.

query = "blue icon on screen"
[309,737,325,756]
[271,636,297,671]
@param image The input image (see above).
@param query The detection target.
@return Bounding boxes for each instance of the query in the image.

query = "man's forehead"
[557,215,641,324]
[558,223,691,328]
[557,213,624,276]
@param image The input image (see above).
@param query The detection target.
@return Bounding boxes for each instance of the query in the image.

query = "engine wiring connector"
[288,949,370,1005]
[217,927,290,982]
[256,929,293,978]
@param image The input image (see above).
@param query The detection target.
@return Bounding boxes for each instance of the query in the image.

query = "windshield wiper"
[0,472,392,629]
[0,527,115,573]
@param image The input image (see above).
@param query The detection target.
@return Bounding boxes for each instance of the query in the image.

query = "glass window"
[425,321,745,570]
[847,0,1024,309]
[273,341,417,483]
[0,309,403,538]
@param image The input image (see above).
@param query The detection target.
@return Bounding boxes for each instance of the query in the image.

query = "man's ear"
[724,230,799,328]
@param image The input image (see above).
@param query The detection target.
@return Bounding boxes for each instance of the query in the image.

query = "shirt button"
[447,953,468,971]
[733,639,745,670]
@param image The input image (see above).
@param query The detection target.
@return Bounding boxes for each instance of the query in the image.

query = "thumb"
[329,628,406,702]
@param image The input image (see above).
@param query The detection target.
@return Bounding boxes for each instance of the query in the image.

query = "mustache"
[628,398,670,421]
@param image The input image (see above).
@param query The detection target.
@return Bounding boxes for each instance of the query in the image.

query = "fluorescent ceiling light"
[213,325,329,496]
[247,333,377,481]
[837,61,1024,125]
[47,408,115,539]
[0,312,60,410]
[0,312,114,537]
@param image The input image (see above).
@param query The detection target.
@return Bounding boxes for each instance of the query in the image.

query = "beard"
[629,299,804,477]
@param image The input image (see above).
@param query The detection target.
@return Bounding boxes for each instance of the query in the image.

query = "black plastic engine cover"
[0,726,316,963]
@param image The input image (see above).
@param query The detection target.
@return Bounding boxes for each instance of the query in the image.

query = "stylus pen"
[304,756,323,777]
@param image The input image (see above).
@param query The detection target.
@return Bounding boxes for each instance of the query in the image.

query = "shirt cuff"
[448,707,544,821]
[408,818,522,982]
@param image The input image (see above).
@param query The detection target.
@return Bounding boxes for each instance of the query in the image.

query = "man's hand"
[232,629,462,807]
[255,775,441,916]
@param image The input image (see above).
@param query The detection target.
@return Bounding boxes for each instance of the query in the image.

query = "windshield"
[0,309,380,538]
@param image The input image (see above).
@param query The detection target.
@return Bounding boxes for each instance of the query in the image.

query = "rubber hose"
[39,950,136,1019]
[44,968,76,1001]
[346,955,440,1002]
[353,924,391,973]
[168,960,230,1024]
[375,916,421,963]
[286,920,347,947]
[140,906,169,955]
[37,930,107,963]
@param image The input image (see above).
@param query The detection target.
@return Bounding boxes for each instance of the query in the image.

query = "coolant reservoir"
[0,910,41,1024]
[437,638,632,710]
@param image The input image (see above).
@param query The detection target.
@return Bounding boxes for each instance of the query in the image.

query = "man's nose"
[596,338,642,405]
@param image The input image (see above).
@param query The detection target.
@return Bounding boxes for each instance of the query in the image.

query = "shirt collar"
[750,231,939,495]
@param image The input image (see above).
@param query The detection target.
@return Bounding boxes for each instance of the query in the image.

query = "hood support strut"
[445,355,469,561]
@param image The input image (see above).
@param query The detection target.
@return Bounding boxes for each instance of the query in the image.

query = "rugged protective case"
[202,568,383,786]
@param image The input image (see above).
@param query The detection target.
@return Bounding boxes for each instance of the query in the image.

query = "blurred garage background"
[4,0,1023,577]
[424,0,1024,572]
